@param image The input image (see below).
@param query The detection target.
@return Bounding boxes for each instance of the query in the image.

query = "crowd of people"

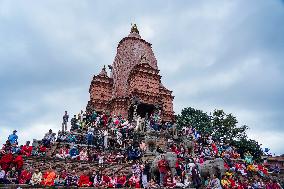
[0,109,283,188]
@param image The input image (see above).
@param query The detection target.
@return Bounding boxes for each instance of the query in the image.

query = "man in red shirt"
[115,172,126,188]
[21,141,32,157]
[158,155,168,187]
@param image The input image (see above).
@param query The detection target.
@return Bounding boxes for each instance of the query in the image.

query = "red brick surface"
[88,27,174,121]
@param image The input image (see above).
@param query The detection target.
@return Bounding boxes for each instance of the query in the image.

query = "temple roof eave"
[117,36,152,49]
[127,62,161,82]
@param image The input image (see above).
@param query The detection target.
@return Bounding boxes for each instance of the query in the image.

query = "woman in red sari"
[13,154,23,171]
[78,170,92,187]
[18,167,32,184]
[0,153,13,171]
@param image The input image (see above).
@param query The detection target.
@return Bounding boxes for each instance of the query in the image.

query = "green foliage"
[211,109,248,142]
[176,107,262,160]
[176,107,211,134]
[232,138,263,162]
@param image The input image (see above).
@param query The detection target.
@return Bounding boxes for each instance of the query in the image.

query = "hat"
[13,130,17,133]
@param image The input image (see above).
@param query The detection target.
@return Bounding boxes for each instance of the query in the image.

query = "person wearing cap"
[8,130,18,145]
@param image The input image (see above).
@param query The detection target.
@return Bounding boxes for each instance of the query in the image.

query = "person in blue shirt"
[11,142,21,154]
[8,130,18,144]
[69,145,79,159]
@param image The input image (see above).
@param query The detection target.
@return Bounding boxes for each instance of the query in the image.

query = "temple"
[87,24,174,122]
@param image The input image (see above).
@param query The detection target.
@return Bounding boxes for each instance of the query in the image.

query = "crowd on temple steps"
[0,109,283,188]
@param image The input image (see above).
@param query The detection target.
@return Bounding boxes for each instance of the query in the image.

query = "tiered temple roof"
[88,24,174,121]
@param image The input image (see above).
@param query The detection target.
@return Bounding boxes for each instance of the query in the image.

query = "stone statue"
[150,152,177,177]
[139,117,145,132]
[180,136,195,157]
[172,123,178,139]
[197,158,225,178]
[131,23,139,34]
[133,104,138,121]
[108,65,113,78]
[150,152,225,179]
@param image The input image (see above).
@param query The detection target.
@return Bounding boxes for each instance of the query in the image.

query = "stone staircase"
[24,155,133,175]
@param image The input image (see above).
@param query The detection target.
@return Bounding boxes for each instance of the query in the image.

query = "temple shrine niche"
[87,24,174,122]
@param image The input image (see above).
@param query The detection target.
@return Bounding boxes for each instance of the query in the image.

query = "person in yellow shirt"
[221,175,231,189]
[247,164,256,172]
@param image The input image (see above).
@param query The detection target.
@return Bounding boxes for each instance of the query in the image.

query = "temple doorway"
[128,103,155,121]
[137,103,155,118]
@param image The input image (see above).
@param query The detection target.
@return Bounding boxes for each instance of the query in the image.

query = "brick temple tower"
[87,24,174,122]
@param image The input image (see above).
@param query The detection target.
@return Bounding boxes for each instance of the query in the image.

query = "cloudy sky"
[0,0,283,154]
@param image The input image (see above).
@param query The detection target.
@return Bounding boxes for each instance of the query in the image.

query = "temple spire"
[98,65,108,77]
[130,23,139,34]
[128,23,141,38]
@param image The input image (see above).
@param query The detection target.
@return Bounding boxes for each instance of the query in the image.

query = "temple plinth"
[87,25,174,122]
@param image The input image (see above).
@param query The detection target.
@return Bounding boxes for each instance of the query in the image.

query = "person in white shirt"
[56,145,70,159]
[30,169,42,186]
[98,153,104,167]
[103,130,108,149]
[175,176,185,188]
[208,174,222,189]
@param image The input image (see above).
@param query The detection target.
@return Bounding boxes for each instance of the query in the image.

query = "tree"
[232,138,263,162]
[176,107,211,134]
[211,109,248,142]
[176,107,262,160]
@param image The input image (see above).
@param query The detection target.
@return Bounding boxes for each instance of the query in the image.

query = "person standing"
[192,165,202,189]
[158,155,168,187]
[103,129,108,149]
[8,130,18,145]
[209,174,222,189]
[0,166,7,184]
[62,111,69,132]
